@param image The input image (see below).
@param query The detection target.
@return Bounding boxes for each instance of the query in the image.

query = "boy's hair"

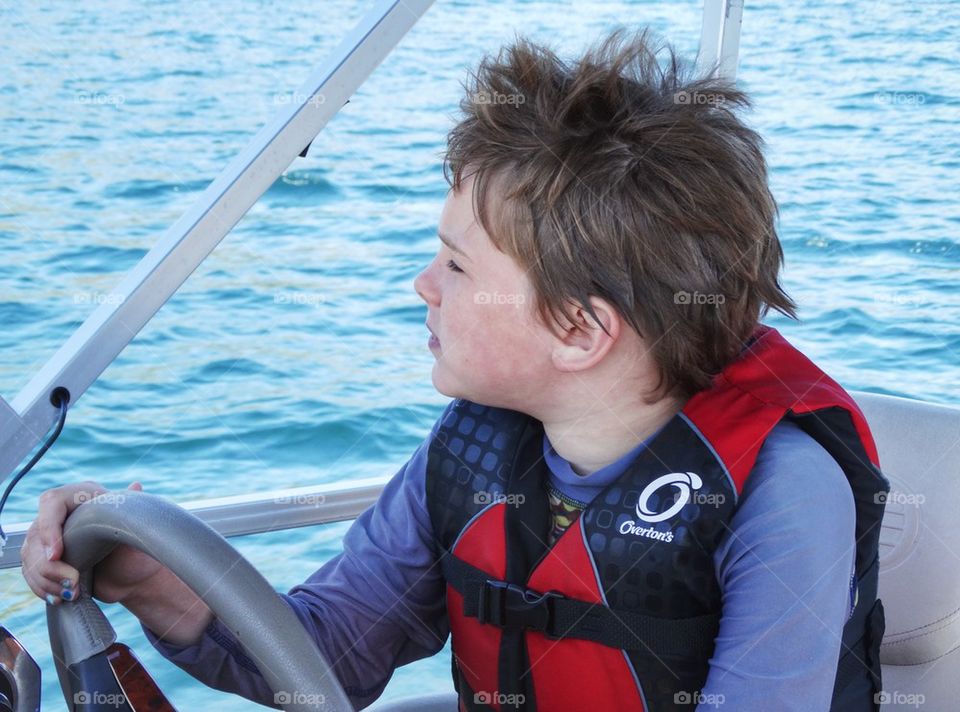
[443,28,797,400]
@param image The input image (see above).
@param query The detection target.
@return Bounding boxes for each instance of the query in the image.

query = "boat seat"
[371,392,960,711]
[852,391,960,709]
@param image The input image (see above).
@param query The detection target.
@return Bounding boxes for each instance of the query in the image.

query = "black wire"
[0,390,69,544]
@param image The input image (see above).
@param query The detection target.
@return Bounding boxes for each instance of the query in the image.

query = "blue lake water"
[1,0,958,708]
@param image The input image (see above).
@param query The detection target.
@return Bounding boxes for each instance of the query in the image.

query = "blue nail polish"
[62,589,74,601]
[61,578,73,589]
[45,593,57,606]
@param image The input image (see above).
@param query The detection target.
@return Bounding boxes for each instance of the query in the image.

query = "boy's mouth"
[426,323,440,350]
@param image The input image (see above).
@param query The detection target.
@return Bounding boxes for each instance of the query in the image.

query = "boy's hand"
[21,481,163,605]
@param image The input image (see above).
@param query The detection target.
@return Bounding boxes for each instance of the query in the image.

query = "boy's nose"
[414,262,440,307]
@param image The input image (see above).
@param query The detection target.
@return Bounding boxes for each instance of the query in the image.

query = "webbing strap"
[443,552,719,658]
[834,556,883,686]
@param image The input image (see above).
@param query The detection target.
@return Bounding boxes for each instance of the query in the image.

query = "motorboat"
[1,1,957,710]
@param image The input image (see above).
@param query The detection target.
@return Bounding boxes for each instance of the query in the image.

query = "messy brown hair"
[443,28,797,400]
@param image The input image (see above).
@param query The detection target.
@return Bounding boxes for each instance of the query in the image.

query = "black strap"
[838,554,880,660]
[832,554,884,704]
[442,552,719,659]
[499,423,552,710]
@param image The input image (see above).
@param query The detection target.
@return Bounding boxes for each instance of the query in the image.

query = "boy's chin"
[430,362,529,410]
[430,365,460,399]
[431,365,483,404]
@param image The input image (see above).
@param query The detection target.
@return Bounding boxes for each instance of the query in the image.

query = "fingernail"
[45,546,53,560]
[61,578,73,589]
[61,589,74,601]
[45,593,58,606]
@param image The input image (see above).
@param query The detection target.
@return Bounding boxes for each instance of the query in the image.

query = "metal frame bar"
[697,0,745,81]
[0,0,434,485]
[0,477,389,569]
[4,389,955,570]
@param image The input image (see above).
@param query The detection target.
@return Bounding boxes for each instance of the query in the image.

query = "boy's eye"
[446,259,463,273]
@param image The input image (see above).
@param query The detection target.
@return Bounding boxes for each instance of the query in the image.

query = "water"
[0,0,957,708]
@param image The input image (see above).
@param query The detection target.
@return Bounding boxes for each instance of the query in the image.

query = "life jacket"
[425,325,889,712]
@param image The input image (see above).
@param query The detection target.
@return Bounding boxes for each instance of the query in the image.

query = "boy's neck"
[540,392,687,476]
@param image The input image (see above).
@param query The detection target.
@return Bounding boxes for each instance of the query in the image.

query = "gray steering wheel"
[46,491,353,711]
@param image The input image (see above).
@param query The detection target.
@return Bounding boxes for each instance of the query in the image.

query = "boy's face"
[414,174,554,409]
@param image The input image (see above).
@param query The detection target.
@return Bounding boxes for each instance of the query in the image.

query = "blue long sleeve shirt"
[144,406,856,711]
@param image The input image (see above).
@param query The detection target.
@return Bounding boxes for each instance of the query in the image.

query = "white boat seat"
[852,391,960,709]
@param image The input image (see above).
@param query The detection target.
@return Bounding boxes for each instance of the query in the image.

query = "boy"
[23,29,888,711]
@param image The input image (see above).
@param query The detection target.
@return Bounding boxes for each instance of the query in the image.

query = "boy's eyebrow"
[438,230,471,260]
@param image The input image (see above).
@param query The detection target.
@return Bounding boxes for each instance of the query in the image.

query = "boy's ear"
[550,297,621,373]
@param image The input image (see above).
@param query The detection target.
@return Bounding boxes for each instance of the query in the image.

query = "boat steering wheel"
[47,491,352,712]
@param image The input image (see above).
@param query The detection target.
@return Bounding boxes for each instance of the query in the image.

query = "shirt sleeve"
[698,419,857,711]
[142,413,450,710]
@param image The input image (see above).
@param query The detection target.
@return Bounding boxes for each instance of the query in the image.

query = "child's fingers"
[23,557,81,604]
[36,482,105,560]
[22,481,113,604]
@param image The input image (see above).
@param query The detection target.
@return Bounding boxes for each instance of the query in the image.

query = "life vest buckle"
[477,579,562,637]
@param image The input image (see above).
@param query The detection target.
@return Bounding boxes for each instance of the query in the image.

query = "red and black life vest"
[425,325,889,711]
